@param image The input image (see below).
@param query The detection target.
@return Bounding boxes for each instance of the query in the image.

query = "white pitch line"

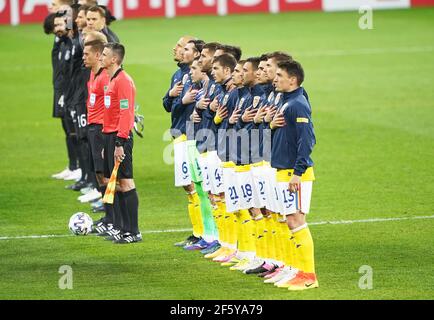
[0,215,433,241]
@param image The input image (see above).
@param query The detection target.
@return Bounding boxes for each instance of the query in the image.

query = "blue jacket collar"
[178,63,190,72]
[251,83,265,96]
[281,87,304,100]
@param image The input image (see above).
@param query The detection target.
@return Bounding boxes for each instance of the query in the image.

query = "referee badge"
[90,93,96,107]
[223,94,229,106]
[253,96,260,108]
[120,99,129,110]
[104,95,111,108]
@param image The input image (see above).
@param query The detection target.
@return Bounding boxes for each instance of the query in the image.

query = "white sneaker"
[52,168,72,179]
[78,188,102,203]
[63,168,82,181]
[80,187,93,195]
[241,258,263,273]
[274,267,298,286]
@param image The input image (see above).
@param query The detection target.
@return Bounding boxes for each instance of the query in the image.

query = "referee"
[100,43,141,244]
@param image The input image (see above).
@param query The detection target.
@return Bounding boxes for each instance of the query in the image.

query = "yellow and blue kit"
[196,75,223,153]
[214,82,239,162]
[170,74,202,138]
[270,87,316,176]
[162,63,190,113]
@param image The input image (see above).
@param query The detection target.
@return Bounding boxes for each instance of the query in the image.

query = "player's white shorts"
[197,152,211,193]
[173,135,191,187]
[275,168,315,215]
[234,165,255,210]
[208,151,224,195]
[251,162,267,209]
[222,162,238,213]
[263,165,279,212]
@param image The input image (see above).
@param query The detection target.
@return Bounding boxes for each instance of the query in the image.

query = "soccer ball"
[68,212,93,235]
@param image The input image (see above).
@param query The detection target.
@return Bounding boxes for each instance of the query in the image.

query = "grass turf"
[0,7,433,300]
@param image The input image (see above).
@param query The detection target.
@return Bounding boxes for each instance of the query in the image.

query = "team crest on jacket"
[209,84,215,97]
[182,74,189,85]
[274,93,281,106]
[223,94,229,106]
[253,96,261,108]
[267,92,274,104]
[238,97,245,109]
[65,50,70,61]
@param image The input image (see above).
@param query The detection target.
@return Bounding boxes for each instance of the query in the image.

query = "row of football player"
[163,37,318,291]
[46,0,119,213]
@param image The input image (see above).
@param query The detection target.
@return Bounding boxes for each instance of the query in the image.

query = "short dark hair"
[237,59,246,66]
[188,39,205,53]
[269,51,293,64]
[87,5,105,18]
[99,5,116,25]
[213,53,237,72]
[43,13,56,35]
[245,57,261,70]
[203,42,220,54]
[277,60,304,85]
[259,53,270,61]
[217,44,242,62]
[82,0,98,6]
[105,42,125,64]
[78,4,90,13]
[85,39,106,53]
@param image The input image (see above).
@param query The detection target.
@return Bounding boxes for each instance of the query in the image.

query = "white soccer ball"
[68,212,93,235]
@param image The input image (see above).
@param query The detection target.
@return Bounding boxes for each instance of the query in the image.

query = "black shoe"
[245,262,269,275]
[92,204,105,213]
[104,229,123,241]
[174,234,198,247]
[71,180,88,191]
[91,221,108,234]
[113,232,142,244]
[257,265,278,277]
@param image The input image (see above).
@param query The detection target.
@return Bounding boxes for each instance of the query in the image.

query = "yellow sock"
[278,218,293,267]
[271,213,283,263]
[235,211,244,251]
[291,225,315,274]
[263,216,275,261]
[192,191,204,236]
[215,199,227,245]
[239,209,256,253]
[228,213,238,248]
[254,216,266,259]
[186,193,199,237]
[212,202,223,241]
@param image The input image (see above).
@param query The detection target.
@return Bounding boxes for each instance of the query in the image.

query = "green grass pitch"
[0,7,433,300]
